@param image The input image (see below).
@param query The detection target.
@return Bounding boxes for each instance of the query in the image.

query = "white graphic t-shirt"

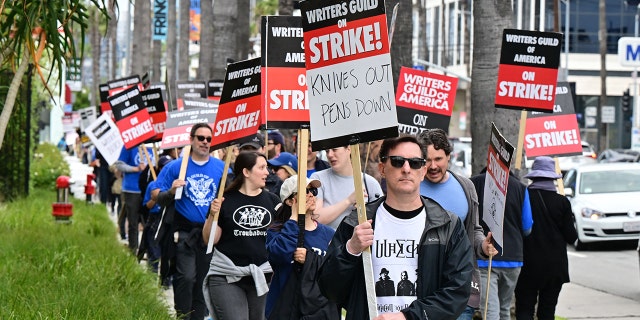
[371,205,425,314]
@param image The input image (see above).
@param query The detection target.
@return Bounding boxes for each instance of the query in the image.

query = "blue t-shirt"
[117,146,154,193]
[143,180,161,214]
[420,175,468,221]
[156,155,225,223]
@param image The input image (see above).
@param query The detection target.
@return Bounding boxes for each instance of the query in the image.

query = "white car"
[525,141,597,175]
[563,163,640,250]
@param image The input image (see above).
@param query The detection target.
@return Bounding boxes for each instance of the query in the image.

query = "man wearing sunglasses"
[417,129,497,320]
[156,123,225,320]
[318,135,473,320]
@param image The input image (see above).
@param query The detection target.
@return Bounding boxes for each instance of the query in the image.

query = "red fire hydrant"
[84,173,96,204]
[52,176,73,222]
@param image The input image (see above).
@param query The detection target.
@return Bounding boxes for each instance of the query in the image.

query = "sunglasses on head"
[381,156,426,169]
[192,135,212,143]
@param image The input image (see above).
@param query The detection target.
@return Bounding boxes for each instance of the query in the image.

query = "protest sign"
[84,113,124,165]
[107,75,142,97]
[524,82,582,158]
[301,0,398,150]
[161,108,218,149]
[176,80,207,110]
[210,58,262,150]
[483,123,515,251]
[183,97,219,111]
[395,67,457,134]
[495,29,562,112]
[207,79,224,101]
[99,83,111,114]
[108,85,156,149]
[262,15,309,129]
[79,106,97,131]
[141,88,167,142]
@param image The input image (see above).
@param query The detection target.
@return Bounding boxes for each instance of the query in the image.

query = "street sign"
[618,37,640,67]
[602,106,615,124]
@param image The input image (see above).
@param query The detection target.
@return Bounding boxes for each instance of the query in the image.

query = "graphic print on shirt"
[233,205,272,235]
[186,174,216,206]
[372,207,425,314]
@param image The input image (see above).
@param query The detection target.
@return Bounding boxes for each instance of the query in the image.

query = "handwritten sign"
[395,67,457,134]
[495,29,562,112]
[301,0,398,150]
[483,123,514,251]
[210,58,262,150]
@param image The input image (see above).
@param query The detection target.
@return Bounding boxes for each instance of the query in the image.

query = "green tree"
[0,0,109,150]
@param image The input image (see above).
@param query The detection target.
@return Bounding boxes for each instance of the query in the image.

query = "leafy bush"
[30,142,70,189]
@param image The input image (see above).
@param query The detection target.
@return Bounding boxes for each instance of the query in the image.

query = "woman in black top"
[203,151,281,320]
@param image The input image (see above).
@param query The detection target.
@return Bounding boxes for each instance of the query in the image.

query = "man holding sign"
[156,123,225,320]
[318,136,473,319]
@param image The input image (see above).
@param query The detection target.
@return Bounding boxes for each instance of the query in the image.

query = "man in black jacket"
[318,135,473,320]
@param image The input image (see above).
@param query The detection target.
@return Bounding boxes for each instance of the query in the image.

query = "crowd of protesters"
[69,123,576,320]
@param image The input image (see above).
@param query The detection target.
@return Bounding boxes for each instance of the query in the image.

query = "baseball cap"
[268,152,298,174]
[239,132,265,150]
[279,175,322,201]
[158,155,173,169]
[268,130,285,146]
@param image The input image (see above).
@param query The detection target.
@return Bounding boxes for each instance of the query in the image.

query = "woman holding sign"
[203,151,281,320]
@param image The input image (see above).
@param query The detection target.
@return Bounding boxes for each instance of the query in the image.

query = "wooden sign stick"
[514,110,528,169]
[483,255,494,320]
[142,146,157,181]
[350,144,378,319]
[296,129,310,248]
[554,156,565,195]
[206,145,234,254]
[174,145,191,200]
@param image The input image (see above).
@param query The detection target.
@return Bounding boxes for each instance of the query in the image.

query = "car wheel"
[573,218,587,251]
[574,238,588,251]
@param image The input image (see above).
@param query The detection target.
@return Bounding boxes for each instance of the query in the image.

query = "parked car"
[449,137,472,177]
[598,149,640,163]
[563,163,640,250]
[525,140,597,175]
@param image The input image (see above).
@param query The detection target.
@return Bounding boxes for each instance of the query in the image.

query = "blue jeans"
[207,275,267,320]
[457,305,476,320]
[479,267,521,320]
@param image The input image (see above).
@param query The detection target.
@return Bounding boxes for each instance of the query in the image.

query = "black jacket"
[268,251,340,320]
[317,196,473,320]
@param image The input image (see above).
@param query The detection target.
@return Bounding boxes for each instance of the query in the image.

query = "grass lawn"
[0,189,172,319]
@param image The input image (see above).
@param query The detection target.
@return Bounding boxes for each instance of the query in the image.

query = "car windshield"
[579,169,640,194]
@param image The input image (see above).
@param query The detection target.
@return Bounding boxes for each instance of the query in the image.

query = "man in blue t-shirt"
[115,145,152,252]
[156,123,224,320]
[418,129,496,320]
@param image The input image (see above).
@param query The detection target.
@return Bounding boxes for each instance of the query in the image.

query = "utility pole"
[597,0,607,153]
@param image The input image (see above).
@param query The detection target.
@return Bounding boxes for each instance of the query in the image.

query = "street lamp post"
[560,0,570,80]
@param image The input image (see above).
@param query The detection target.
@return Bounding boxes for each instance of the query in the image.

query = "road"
[556,241,640,320]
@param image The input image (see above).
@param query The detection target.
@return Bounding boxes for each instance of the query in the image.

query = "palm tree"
[212,0,237,79]
[0,0,109,150]
[178,0,190,80]
[166,0,177,106]
[198,0,214,79]
[90,6,101,107]
[131,0,151,77]
[470,1,519,174]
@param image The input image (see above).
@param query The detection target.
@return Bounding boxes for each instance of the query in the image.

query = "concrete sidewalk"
[556,282,640,320]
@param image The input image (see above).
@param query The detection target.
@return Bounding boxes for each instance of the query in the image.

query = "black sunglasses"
[192,135,212,143]
[306,187,318,196]
[288,187,318,200]
[380,156,426,169]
